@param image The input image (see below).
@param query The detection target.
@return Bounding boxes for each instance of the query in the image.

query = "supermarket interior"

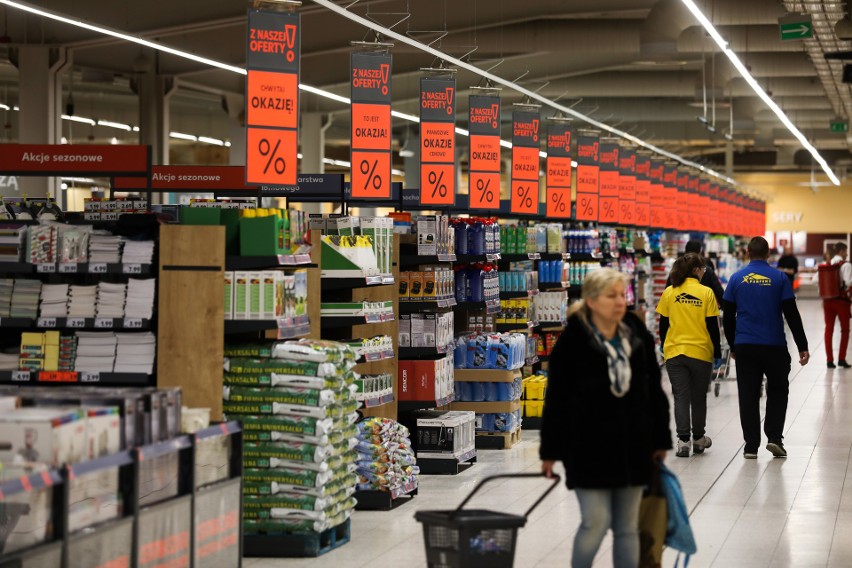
[1,0,852,567]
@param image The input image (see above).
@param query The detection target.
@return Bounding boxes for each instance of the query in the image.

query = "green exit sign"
[831,121,849,133]
[779,15,813,40]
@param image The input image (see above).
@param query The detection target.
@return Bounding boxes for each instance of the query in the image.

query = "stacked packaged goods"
[355,418,419,497]
[222,339,360,535]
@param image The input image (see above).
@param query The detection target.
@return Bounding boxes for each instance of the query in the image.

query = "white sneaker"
[693,436,712,454]
[676,439,690,457]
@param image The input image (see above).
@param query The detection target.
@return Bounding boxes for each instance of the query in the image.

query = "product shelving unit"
[448,368,524,450]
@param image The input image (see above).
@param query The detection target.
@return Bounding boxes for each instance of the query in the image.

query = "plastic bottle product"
[483,381,498,402]
[454,337,468,368]
[477,413,495,431]
[468,220,486,255]
[454,220,469,255]
[469,381,486,402]
[454,266,468,303]
[496,382,512,402]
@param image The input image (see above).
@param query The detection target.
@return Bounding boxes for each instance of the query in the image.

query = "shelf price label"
[67,318,86,328]
[122,263,142,275]
[79,372,100,383]
[59,263,78,273]
[245,8,300,187]
[10,370,30,382]
[576,131,600,221]
[546,122,572,219]
[37,317,57,328]
[469,94,501,210]
[89,263,108,274]
[350,51,393,199]
[36,263,56,273]
[94,318,114,329]
[420,76,456,206]
[510,108,541,216]
[123,318,143,329]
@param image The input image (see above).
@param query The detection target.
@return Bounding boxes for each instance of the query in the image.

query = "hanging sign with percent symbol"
[420,76,456,206]
[545,122,572,219]
[676,169,690,232]
[688,174,700,233]
[575,130,600,221]
[617,146,636,226]
[634,153,651,228]
[662,164,678,230]
[350,51,393,199]
[468,94,501,210]
[510,107,541,215]
[245,8,300,187]
[598,138,620,225]
[699,179,712,234]
[648,158,665,229]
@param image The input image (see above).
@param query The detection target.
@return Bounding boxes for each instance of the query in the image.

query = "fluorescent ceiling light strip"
[169,131,197,141]
[61,114,95,125]
[680,0,839,186]
[97,119,131,131]
[198,136,225,146]
[309,0,738,186]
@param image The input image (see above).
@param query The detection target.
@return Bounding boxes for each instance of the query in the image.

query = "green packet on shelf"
[243,474,357,498]
[243,509,351,535]
[243,463,355,489]
[244,441,333,464]
[243,485,354,512]
[241,424,358,447]
[224,357,342,377]
[224,342,276,358]
[223,372,342,390]
[223,385,339,408]
[222,398,358,419]
[241,497,357,521]
[225,414,335,438]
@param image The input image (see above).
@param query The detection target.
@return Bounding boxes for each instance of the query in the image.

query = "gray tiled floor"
[245,298,852,567]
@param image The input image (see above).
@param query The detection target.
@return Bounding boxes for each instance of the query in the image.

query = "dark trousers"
[823,298,850,363]
[734,345,792,452]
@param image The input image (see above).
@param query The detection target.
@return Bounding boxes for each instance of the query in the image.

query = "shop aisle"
[245,298,852,568]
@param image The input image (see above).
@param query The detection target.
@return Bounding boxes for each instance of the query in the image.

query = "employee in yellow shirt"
[657,253,722,458]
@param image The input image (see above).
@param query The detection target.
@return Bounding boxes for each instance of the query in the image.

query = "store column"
[134,68,175,166]
[13,46,70,199]
[299,112,331,213]
[223,93,246,166]
[403,132,420,191]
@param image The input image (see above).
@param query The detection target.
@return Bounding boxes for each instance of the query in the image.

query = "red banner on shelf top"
[114,166,257,191]
[545,121,572,219]
[419,75,456,206]
[0,144,149,175]
[350,50,393,200]
[468,94,502,210]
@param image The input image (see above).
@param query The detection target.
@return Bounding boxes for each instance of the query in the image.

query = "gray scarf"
[591,324,633,398]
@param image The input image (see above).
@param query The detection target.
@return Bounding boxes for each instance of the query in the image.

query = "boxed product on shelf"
[408,311,454,348]
[397,352,454,402]
[353,373,393,403]
[0,224,26,262]
[399,314,411,347]
[320,301,393,318]
[414,410,475,457]
[453,332,527,370]
[320,235,380,279]
[0,407,87,467]
[534,290,569,323]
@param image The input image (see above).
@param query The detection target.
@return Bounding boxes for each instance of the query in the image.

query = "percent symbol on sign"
[258,138,286,175]
[580,197,594,216]
[359,159,382,190]
[516,185,533,208]
[475,179,494,204]
[550,192,567,213]
[603,200,615,219]
[428,171,448,198]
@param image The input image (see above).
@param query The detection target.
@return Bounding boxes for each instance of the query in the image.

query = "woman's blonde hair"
[567,268,629,321]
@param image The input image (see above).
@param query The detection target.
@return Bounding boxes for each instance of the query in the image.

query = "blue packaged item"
[469,381,486,402]
[455,268,467,303]
[477,413,495,431]
[454,338,468,368]
[455,221,469,254]
[496,382,513,401]
[454,381,470,401]
[468,334,488,368]
[483,381,498,402]
[467,266,484,302]
[493,412,510,432]
[660,463,698,564]
[468,221,486,255]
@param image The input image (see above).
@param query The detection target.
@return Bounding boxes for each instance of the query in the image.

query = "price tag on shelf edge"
[37,317,57,328]
[94,318,114,329]
[89,263,108,274]
[11,370,30,382]
[122,264,142,275]
[79,372,100,383]
[59,263,78,273]
[67,318,86,328]
[123,318,143,329]
[36,263,56,273]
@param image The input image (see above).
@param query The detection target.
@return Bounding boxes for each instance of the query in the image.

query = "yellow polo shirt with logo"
[656,277,719,362]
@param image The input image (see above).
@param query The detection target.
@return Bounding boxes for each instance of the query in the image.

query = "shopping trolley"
[414,473,561,568]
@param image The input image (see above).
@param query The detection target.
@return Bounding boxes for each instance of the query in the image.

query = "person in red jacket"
[825,242,852,369]
[540,268,672,568]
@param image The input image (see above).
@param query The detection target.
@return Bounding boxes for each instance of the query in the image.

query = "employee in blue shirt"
[722,237,809,459]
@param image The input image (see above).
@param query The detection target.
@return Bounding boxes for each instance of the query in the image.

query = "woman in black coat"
[540,268,672,568]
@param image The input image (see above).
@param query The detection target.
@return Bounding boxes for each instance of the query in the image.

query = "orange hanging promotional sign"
[617,147,636,226]
[598,139,619,225]
[245,9,300,187]
[468,94,501,210]
[649,159,665,229]
[510,107,541,215]
[420,76,456,206]
[545,122,572,219]
[662,165,678,230]
[351,51,393,199]
[575,131,600,221]
[634,153,651,228]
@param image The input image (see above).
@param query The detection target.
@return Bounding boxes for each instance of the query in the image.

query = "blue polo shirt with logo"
[723,260,795,347]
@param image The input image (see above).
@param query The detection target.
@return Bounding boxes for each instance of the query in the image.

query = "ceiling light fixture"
[198,136,225,146]
[97,119,132,131]
[680,0,839,185]
[169,132,198,142]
